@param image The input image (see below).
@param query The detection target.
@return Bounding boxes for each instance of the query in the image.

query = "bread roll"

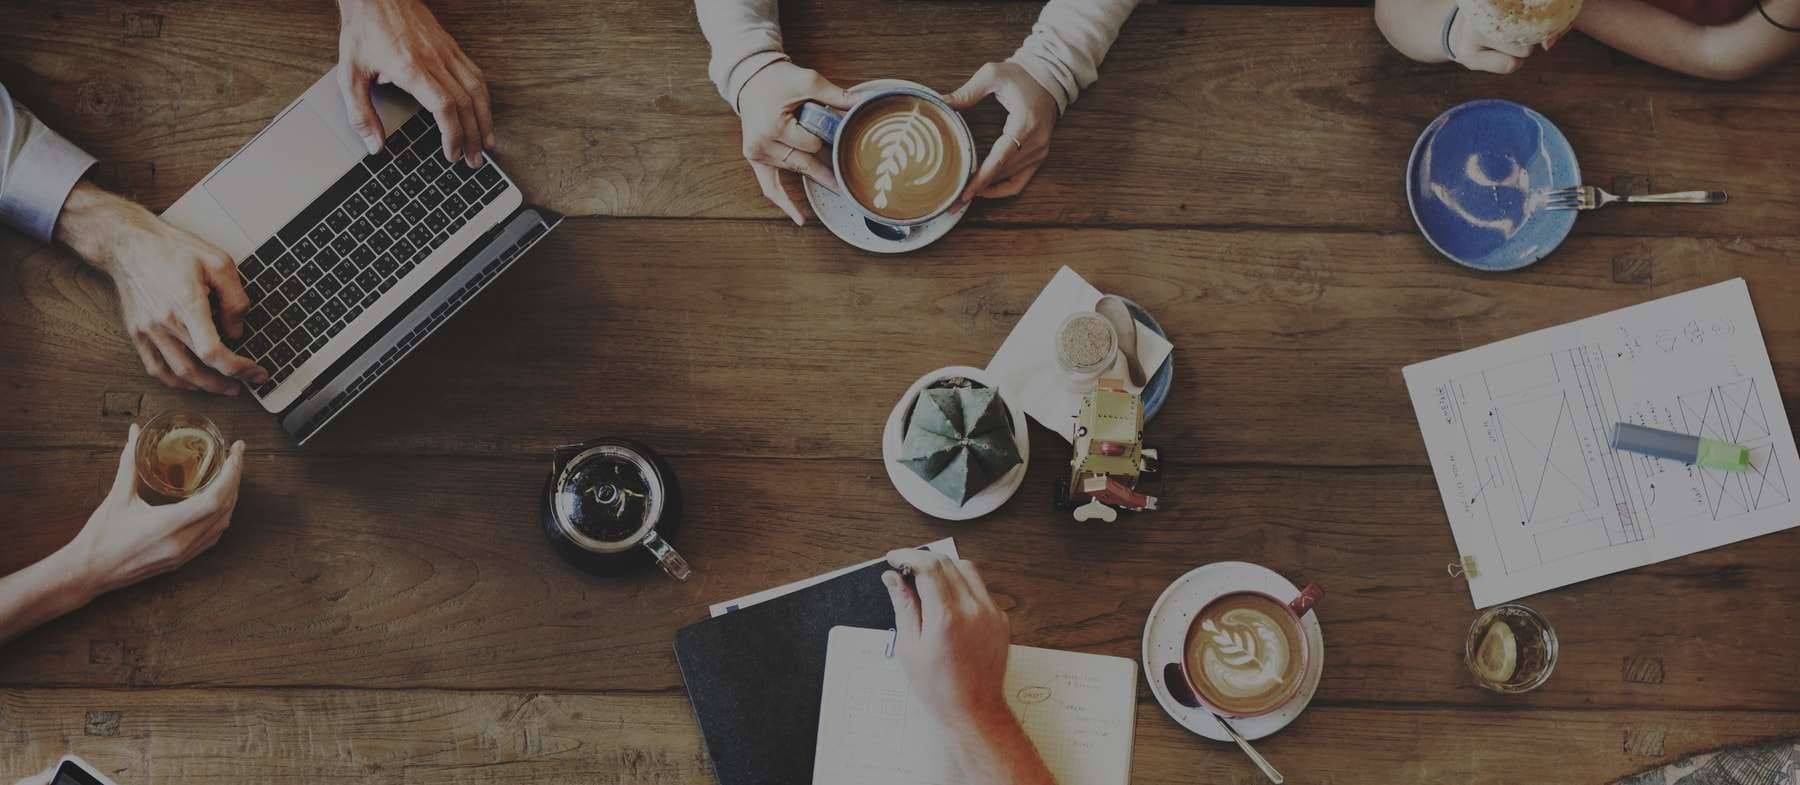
[1458,0,1583,49]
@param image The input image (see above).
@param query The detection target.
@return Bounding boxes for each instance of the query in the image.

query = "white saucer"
[803,79,970,255]
[1141,562,1325,742]
[882,365,1029,520]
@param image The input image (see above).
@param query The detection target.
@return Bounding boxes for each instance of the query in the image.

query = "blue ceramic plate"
[1120,297,1172,422]
[1406,100,1580,272]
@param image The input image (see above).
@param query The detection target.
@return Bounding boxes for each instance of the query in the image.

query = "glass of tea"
[136,411,226,503]
[1465,603,1558,693]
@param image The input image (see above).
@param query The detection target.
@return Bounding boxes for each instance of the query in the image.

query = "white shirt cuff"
[1,121,95,243]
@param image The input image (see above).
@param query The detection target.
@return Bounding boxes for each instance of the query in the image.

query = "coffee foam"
[1187,595,1304,713]
[859,107,945,209]
[839,95,965,221]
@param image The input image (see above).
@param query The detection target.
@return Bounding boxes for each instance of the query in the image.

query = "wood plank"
[2,2,1796,234]
[3,687,1797,784]
[4,449,1797,711]
[5,220,1800,467]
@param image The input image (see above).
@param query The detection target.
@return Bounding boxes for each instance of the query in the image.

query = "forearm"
[1376,0,1459,62]
[1007,0,1141,113]
[944,705,1058,785]
[1577,0,1800,79]
[696,0,788,110]
[0,548,98,648]
[50,179,145,277]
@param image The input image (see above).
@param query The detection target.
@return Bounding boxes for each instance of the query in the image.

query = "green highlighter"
[1612,423,1750,472]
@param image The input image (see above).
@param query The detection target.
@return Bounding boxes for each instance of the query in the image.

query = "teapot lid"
[551,441,667,555]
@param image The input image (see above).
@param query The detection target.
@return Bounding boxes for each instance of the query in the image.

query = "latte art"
[1198,610,1292,699]
[859,107,944,211]
[838,95,967,221]
[1184,592,1307,715]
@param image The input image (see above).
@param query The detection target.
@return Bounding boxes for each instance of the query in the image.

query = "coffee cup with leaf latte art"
[839,95,968,221]
[796,83,975,229]
[1183,591,1314,716]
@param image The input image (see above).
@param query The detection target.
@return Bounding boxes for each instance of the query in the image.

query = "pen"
[1612,423,1749,472]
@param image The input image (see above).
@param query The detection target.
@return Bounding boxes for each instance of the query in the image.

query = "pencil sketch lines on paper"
[1680,379,1772,446]
[1450,345,1652,575]
[1676,379,1790,521]
[1408,280,1800,607]
[1495,391,1599,524]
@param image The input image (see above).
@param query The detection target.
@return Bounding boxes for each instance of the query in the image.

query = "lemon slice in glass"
[156,426,218,494]
[1474,621,1518,684]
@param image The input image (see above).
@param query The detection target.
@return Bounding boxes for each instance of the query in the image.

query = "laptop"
[163,68,561,444]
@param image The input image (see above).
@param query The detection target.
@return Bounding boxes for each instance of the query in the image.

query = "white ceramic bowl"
[882,365,1030,520]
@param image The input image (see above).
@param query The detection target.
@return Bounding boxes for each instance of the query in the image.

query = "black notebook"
[674,562,899,785]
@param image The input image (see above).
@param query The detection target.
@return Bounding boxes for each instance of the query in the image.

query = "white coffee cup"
[797,82,976,240]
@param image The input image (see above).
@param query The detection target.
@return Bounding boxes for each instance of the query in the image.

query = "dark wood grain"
[5,221,1800,468]
[4,2,1799,783]
[1,2,1796,234]
[4,448,1798,715]
[3,687,1796,785]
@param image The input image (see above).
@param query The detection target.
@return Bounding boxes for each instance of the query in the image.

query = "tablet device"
[49,756,124,785]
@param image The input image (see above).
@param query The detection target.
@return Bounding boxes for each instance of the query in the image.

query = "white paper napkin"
[986,267,1174,442]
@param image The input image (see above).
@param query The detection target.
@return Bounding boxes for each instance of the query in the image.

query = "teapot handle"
[641,530,693,581]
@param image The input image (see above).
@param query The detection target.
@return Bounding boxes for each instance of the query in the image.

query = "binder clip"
[1446,556,1480,580]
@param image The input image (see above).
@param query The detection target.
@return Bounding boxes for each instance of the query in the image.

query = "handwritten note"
[811,626,1137,785]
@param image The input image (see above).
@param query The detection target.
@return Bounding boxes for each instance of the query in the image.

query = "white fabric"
[697,0,790,112]
[695,0,1141,113]
[1008,0,1143,114]
[0,82,97,242]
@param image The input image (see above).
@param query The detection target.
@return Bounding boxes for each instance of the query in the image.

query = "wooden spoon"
[1096,295,1145,386]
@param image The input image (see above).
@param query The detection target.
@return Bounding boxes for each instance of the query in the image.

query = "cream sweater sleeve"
[696,0,791,113]
[1007,0,1143,114]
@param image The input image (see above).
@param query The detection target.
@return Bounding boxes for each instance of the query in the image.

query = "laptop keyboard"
[227,108,511,397]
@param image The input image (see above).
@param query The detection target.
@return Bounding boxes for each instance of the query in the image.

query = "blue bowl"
[1406,100,1580,272]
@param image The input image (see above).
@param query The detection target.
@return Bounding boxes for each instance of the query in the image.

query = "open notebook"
[812,626,1137,785]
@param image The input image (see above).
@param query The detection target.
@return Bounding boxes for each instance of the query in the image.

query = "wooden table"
[4,1,1799,782]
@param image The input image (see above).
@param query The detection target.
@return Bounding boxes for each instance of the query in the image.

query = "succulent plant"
[899,384,1022,505]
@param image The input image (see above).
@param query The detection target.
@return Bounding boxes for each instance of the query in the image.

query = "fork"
[1545,186,1728,211]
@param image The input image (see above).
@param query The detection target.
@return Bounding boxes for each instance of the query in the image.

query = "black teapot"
[540,438,691,580]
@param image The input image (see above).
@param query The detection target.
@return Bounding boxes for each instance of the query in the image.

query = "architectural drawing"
[1406,280,1800,607]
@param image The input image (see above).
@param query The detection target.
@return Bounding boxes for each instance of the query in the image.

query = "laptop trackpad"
[205,101,359,243]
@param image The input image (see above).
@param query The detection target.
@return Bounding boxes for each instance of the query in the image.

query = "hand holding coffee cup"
[736,61,856,225]
[796,81,976,238]
[1164,584,1323,718]
[942,62,1061,210]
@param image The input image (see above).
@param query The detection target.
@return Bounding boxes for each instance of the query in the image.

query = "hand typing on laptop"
[55,181,269,394]
[883,550,1057,785]
[336,0,494,168]
[2,84,266,393]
